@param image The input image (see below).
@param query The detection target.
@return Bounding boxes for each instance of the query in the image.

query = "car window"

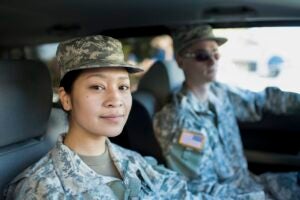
[34,27,300,103]
[122,27,300,94]
[215,27,300,93]
[120,35,174,91]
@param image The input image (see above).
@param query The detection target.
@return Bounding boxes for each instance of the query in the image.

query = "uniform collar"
[175,82,223,118]
[51,134,117,194]
[51,134,151,196]
[107,139,157,196]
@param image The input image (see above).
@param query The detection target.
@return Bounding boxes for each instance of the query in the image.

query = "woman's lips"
[99,114,125,123]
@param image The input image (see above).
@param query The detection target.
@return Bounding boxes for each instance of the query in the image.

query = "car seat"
[0,60,67,198]
[133,60,184,117]
[112,60,184,164]
[111,99,166,163]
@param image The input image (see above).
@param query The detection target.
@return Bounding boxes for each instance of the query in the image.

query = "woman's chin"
[107,132,122,138]
[102,128,124,138]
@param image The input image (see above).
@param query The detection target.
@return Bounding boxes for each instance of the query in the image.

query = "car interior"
[1,0,300,198]
[0,60,68,195]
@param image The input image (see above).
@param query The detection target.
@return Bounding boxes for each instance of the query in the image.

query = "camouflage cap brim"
[57,35,143,80]
[62,61,143,79]
[173,25,228,54]
[177,37,227,54]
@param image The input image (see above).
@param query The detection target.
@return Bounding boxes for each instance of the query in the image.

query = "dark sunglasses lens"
[195,52,211,62]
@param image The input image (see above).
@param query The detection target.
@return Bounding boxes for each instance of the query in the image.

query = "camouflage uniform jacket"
[154,82,300,200]
[4,134,224,200]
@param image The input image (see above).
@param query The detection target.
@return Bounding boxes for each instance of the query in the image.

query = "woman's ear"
[58,87,72,111]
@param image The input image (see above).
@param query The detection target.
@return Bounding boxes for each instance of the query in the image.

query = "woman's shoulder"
[5,151,60,197]
[14,152,54,180]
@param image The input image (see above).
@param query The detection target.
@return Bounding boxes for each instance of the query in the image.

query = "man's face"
[177,40,220,84]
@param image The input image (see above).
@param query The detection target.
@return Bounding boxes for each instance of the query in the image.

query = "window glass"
[36,27,300,103]
[121,28,300,93]
[215,27,300,93]
[120,35,174,91]
[36,43,60,102]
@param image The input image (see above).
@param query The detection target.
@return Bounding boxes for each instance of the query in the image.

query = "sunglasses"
[182,50,219,62]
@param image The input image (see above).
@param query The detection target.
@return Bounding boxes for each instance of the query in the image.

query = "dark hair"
[58,69,84,114]
[59,69,84,94]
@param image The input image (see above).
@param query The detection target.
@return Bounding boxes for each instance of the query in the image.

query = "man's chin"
[206,75,216,83]
[209,72,217,80]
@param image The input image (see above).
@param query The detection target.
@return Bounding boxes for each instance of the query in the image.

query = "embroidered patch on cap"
[178,130,205,150]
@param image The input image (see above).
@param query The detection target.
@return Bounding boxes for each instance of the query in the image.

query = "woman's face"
[60,67,132,138]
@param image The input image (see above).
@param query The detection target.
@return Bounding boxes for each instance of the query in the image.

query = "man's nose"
[208,53,219,64]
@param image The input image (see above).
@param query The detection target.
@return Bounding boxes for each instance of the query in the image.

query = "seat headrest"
[0,60,52,147]
[137,60,184,110]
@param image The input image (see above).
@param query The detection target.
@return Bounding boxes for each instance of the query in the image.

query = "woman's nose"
[103,90,123,108]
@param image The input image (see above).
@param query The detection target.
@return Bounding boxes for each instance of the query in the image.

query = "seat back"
[0,60,53,197]
[112,60,184,164]
[134,60,184,117]
[111,99,165,164]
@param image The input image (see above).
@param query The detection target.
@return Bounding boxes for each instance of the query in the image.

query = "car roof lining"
[2,0,300,46]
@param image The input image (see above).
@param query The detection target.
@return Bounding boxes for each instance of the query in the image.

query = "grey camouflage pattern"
[56,35,142,78]
[5,134,226,200]
[154,82,300,200]
[173,25,227,54]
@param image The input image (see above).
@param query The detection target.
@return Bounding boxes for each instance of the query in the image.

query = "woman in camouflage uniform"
[5,35,220,200]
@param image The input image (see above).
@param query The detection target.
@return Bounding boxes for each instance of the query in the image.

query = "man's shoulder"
[211,81,230,91]
[154,88,197,124]
[154,102,181,127]
[156,89,191,115]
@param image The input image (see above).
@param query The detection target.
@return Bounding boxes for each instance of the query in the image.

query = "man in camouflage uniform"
[4,35,222,199]
[154,25,300,200]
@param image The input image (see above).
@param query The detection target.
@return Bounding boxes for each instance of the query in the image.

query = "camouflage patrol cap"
[173,25,227,54]
[56,35,143,79]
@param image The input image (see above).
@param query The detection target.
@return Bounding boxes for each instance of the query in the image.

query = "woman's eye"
[90,85,105,90]
[119,85,130,91]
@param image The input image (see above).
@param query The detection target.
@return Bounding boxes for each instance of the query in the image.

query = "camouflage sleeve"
[5,176,65,200]
[137,154,224,200]
[153,104,179,152]
[142,155,265,199]
[224,85,300,122]
[153,104,213,179]
[258,172,300,200]
[153,106,232,199]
